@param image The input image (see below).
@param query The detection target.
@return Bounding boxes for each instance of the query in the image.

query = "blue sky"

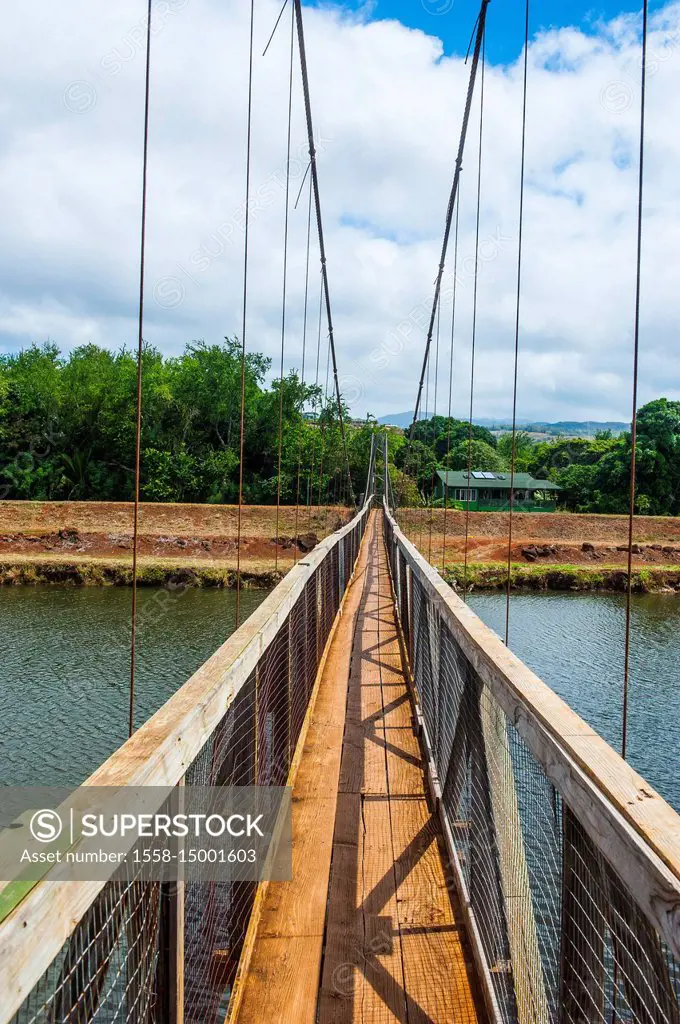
[311,0,651,63]
[1,0,678,421]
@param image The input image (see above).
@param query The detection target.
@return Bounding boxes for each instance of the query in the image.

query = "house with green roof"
[435,470,560,512]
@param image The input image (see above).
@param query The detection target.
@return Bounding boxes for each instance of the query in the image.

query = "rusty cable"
[622,0,648,761]
[504,0,529,646]
[275,0,295,571]
[462,39,486,602]
[236,0,256,628]
[128,0,153,738]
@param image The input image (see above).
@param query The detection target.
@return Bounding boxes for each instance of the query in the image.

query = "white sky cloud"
[0,0,678,422]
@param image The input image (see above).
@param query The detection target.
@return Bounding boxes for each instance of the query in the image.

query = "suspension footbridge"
[1,0,678,1018]
[1,437,679,1022]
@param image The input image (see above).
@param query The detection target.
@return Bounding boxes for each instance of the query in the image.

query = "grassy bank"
[0,556,282,589]
[443,562,680,593]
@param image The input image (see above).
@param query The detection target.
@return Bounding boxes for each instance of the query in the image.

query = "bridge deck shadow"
[317,516,483,1023]
[233,512,484,1024]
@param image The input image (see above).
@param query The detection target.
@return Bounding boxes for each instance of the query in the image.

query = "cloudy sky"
[1,0,678,422]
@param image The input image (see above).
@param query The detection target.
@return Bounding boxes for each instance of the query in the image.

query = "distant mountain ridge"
[377,411,628,434]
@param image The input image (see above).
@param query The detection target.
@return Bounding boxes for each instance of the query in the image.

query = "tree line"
[396,400,680,516]
[0,340,374,505]
[3,340,678,516]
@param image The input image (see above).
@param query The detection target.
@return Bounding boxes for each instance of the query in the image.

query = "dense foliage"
[3,341,678,515]
[528,399,680,514]
[0,341,378,505]
[396,401,680,515]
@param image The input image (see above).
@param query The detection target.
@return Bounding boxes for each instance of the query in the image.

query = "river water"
[469,590,680,812]
[1,586,678,812]
[0,586,267,787]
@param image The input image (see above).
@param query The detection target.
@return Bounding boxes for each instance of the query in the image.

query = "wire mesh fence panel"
[402,558,412,663]
[257,620,291,789]
[183,673,257,1024]
[561,812,680,1024]
[331,545,340,619]
[507,726,563,1022]
[303,571,318,705]
[383,500,680,1024]
[290,590,310,754]
[412,575,438,754]
[10,877,163,1024]
[316,559,334,657]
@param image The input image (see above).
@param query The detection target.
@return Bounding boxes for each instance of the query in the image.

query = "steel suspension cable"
[364,431,376,501]
[504,0,530,646]
[622,0,649,761]
[236,0,256,628]
[306,271,324,529]
[275,1,296,571]
[293,0,354,503]
[441,194,461,571]
[262,0,289,56]
[387,438,396,510]
[128,0,153,738]
[409,0,491,439]
[384,431,393,509]
[294,159,311,209]
[462,39,486,602]
[427,304,441,563]
[319,331,332,534]
[419,344,431,551]
[293,174,314,563]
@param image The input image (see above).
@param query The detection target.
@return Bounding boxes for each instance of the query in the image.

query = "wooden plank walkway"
[234,512,483,1023]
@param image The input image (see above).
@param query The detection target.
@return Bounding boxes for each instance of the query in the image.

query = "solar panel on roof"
[471,471,485,479]
[483,472,495,479]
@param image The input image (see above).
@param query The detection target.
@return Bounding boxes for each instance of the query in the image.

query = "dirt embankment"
[0,502,352,587]
[397,508,680,545]
[397,508,680,591]
[398,509,680,570]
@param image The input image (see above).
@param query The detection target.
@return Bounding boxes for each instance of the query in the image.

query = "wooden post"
[163,878,185,1024]
[158,779,185,1024]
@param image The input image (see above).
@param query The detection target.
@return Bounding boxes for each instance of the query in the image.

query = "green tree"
[394,439,438,496]
[6,338,680,517]
[496,431,535,472]
[445,439,504,473]
[412,416,497,453]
